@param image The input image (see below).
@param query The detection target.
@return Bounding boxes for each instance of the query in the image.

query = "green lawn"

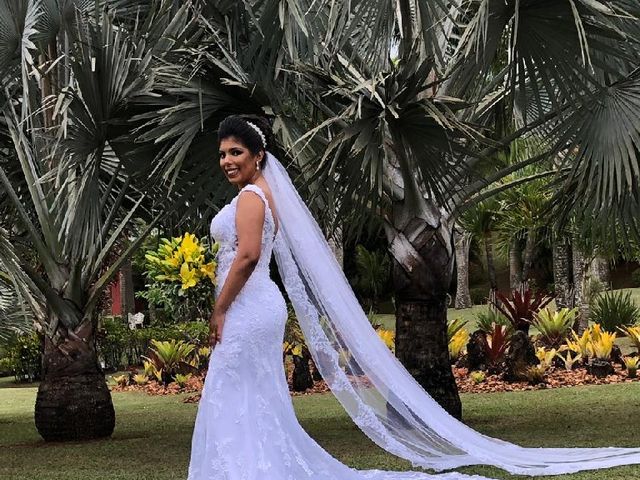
[1,380,639,480]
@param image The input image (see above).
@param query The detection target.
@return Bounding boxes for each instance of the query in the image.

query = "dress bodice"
[210,183,278,297]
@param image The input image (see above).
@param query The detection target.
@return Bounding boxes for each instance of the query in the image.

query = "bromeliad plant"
[492,289,553,334]
[533,308,578,348]
[141,339,197,386]
[141,233,219,322]
[484,324,511,371]
[619,326,640,353]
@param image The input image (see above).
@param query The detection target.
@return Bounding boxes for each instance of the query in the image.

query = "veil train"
[263,151,640,477]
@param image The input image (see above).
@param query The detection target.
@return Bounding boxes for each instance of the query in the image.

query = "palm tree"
[0,1,196,441]
[121,1,640,418]
[460,199,500,292]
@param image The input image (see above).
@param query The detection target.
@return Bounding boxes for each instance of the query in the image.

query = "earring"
[256,161,260,171]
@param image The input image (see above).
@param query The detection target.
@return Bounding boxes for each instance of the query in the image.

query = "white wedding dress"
[187,183,481,480]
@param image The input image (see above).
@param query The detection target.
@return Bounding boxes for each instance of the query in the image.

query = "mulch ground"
[109,363,638,402]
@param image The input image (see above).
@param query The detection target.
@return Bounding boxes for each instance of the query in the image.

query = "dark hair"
[217,114,274,168]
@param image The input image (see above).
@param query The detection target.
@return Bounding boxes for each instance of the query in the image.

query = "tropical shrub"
[470,371,486,384]
[142,339,197,386]
[556,349,582,371]
[113,374,130,388]
[377,329,396,352]
[447,318,468,341]
[352,245,390,311]
[469,287,489,306]
[590,290,640,333]
[624,357,639,378]
[533,308,577,347]
[133,374,149,386]
[492,288,553,334]
[139,233,219,322]
[8,332,41,382]
[589,331,616,361]
[535,347,557,370]
[484,324,511,369]
[619,325,640,353]
[97,320,211,370]
[474,309,510,334]
[0,357,12,376]
[173,373,192,388]
[524,365,546,385]
[448,329,469,360]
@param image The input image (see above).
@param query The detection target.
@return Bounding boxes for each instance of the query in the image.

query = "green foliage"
[469,287,489,305]
[590,290,640,333]
[142,339,196,386]
[173,373,192,388]
[447,318,468,341]
[524,365,546,385]
[533,308,577,347]
[352,245,390,311]
[139,233,218,323]
[283,305,306,358]
[483,324,511,367]
[474,308,510,334]
[492,289,553,333]
[470,371,486,384]
[0,356,13,376]
[97,317,210,370]
[8,332,41,382]
[631,269,640,288]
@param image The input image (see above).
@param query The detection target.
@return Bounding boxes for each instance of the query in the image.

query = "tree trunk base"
[396,300,462,419]
[35,373,115,441]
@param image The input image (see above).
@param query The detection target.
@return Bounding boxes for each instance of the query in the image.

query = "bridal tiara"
[245,121,266,149]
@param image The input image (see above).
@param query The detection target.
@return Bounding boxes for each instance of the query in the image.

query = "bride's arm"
[210,191,265,343]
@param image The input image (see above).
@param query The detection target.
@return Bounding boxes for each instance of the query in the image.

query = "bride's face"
[219,137,263,187]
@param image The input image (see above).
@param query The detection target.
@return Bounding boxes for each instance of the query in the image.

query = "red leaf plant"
[483,323,511,371]
[492,288,553,334]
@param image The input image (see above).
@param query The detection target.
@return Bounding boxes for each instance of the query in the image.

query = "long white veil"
[263,151,640,476]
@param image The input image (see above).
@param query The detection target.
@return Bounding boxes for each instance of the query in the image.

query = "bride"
[187,114,640,480]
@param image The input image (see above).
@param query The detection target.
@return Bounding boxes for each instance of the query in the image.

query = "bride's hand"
[210,309,226,345]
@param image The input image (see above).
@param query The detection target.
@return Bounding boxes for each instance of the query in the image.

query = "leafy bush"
[97,319,210,370]
[619,325,640,353]
[469,287,489,305]
[448,329,469,360]
[142,339,197,386]
[532,308,577,347]
[524,365,546,385]
[470,371,486,384]
[590,290,640,333]
[133,374,149,386]
[556,349,582,371]
[484,324,511,368]
[474,309,510,334]
[447,318,468,341]
[492,288,553,333]
[173,373,192,388]
[8,332,41,382]
[352,245,390,311]
[139,233,218,322]
[376,329,395,352]
[0,357,13,376]
[535,347,558,370]
[590,331,616,361]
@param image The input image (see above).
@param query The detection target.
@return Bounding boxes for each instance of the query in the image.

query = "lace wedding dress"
[187,183,482,480]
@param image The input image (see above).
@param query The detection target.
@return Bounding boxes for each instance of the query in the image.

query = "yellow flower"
[180,262,198,290]
[377,329,395,351]
[200,262,217,283]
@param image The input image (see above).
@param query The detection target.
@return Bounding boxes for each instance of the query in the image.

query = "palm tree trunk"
[454,227,472,309]
[572,243,590,333]
[509,237,523,290]
[590,255,611,290]
[484,231,498,291]
[35,314,115,442]
[521,230,536,285]
[385,214,462,419]
[552,232,573,309]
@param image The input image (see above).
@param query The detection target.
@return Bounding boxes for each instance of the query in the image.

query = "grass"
[1,381,639,480]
